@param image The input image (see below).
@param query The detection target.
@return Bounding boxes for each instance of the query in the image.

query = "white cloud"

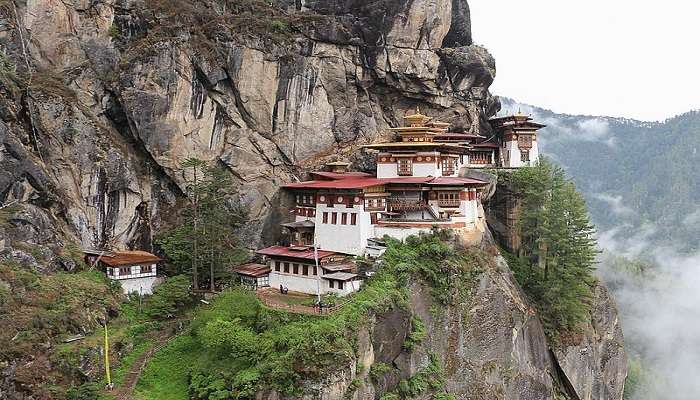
[593,193,634,218]
[470,0,700,121]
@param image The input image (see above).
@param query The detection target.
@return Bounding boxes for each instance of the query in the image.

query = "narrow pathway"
[107,319,189,400]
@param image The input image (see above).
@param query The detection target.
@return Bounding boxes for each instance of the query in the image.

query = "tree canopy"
[506,158,598,338]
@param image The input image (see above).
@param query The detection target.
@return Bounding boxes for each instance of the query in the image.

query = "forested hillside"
[500,98,700,252]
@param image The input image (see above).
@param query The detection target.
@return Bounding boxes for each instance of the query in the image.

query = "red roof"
[285,176,487,190]
[98,250,162,267]
[311,171,373,180]
[256,245,340,260]
[284,178,385,189]
[233,263,271,277]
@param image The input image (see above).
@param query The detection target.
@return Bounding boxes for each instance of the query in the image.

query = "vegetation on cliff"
[136,232,487,399]
[503,158,598,338]
[156,159,248,290]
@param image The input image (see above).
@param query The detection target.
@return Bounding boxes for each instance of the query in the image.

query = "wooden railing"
[437,199,460,208]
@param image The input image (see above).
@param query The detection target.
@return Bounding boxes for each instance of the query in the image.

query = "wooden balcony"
[388,200,425,211]
[437,199,461,208]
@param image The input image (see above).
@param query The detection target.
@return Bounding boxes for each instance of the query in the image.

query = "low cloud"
[592,193,635,218]
[498,100,616,147]
[597,226,700,400]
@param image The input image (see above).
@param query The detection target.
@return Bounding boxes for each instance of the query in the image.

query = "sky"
[469,0,700,121]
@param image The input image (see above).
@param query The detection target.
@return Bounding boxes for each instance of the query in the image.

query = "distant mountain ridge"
[498,98,700,253]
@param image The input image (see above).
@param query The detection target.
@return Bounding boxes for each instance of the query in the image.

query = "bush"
[144,275,193,319]
[403,316,427,351]
[65,382,100,400]
[370,362,392,382]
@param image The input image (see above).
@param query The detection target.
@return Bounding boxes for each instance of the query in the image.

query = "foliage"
[403,316,427,351]
[508,99,700,253]
[144,275,194,319]
[389,354,446,399]
[0,49,23,96]
[369,362,392,382]
[156,158,248,289]
[66,382,101,400]
[137,234,491,399]
[505,158,598,339]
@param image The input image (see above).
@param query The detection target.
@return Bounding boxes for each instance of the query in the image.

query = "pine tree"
[157,159,247,289]
[508,158,598,337]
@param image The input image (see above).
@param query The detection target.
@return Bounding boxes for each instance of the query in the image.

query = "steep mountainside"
[499,98,700,252]
[0,1,628,399]
[0,0,499,255]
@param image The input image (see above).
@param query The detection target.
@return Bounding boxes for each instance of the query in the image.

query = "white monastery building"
[84,249,161,295]
[253,111,545,296]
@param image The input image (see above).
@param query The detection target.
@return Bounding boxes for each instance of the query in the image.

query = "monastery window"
[518,135,533,149]
[323,212,329,224]
[329,280,335,289]
[293,264,299,274]
[313,265,318,275]
[438,192,460,207]
[521,150,530,162]
[303,265,309,276]
[296,195,301,204]
[275,261,281,272]
[119,266,131,276]
[397,158,413,176]
[338,281,344,290]
[341,213,347,225]
[351,214,357,225]
[441,158,456,175]
[284,263,290,273]
[141,264,152,274]
[332,212,338,224]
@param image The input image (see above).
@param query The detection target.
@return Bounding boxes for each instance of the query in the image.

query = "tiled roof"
[256,245,340,260]
[322,263,354,272]
[310,171,373,180]
[232,263,271,277]
[284,176,488,190]
[97,250,162,267]
[322,272,358,281]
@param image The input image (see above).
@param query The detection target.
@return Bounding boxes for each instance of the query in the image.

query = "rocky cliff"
[0,0,498,255]
[252,234,626,400]
[0,1,627,399]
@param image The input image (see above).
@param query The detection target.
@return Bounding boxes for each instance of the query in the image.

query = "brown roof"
[322,263,354,272]
[233,263,271,277]
[98,250,162,267]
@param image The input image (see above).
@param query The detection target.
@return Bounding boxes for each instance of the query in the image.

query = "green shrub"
[65,382,100,400]
[403,316,427,351]
[370,362,392,382]
[144,275,193,319]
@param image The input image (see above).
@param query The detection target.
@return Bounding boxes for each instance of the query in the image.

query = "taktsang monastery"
[239,112,545,297]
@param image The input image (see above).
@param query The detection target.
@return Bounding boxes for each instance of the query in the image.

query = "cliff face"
[256,235,626,400]
[0,0,498,254]
[0,1,627,399]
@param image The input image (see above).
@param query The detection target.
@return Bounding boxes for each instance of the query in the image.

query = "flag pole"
[104,321,112,389]
[314,241,321,306]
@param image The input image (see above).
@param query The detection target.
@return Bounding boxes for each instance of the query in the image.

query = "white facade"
[118,276,159,295]
[107,263,158,295]
[322,278,363,296]
[502,136,539,168]
[314,204,374,255]
[376,152,465,179]
[269,267,321,294]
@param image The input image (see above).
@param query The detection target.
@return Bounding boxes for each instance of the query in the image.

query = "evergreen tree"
[508,157,598,337]
[157,159,247,289]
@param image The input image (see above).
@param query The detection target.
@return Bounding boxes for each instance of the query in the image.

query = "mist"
[597,231,700,400]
